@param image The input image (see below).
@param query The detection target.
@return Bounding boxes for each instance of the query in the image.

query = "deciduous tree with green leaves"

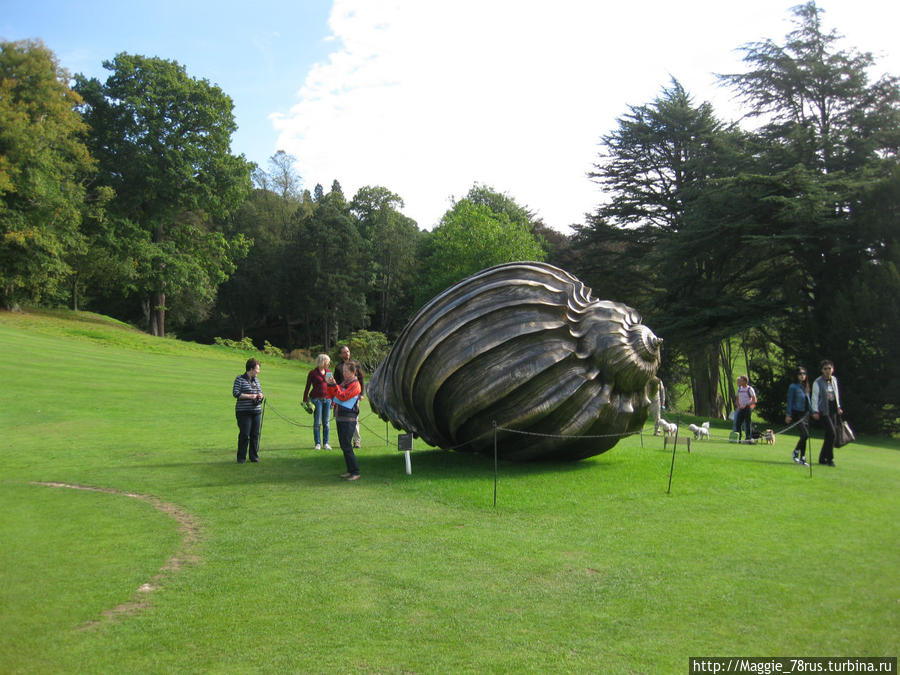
[418,185,546,305]
[75,53,252,336]
[0,40,95,309]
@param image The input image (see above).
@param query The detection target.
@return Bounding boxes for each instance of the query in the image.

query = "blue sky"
[3,0,898,231]
[2,0,333,172]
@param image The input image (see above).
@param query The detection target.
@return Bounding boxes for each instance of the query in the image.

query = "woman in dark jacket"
[785,367,811,464]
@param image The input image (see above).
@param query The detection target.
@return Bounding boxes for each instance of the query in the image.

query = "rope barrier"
[263,399,314,429]
[680,413,811,444]
[264,396,491,452]
[265,395,812,450]
[263,399,393,447]
[263,397,816,507]
[356,410,390,446]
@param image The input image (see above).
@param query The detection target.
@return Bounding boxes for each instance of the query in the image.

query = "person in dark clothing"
[233,358,264,463]
[335,345,364,448]
[785,367,811,464]
[811,360,843,467]
[328,361,362,480]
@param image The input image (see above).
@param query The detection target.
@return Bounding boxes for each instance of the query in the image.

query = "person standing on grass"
[734,375,757,442]
[811,360,843,467]
[327,361,362,480]
[334,344,364,448]
[785,367,811,464]
[233,357,264,463]
[649,376,665,435]
[303,353,333,450]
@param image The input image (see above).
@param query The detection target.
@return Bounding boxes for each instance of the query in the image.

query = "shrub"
[287,348,313,362]
[262,340,284,358]
[213,336,257,351]
[336,330,391,374]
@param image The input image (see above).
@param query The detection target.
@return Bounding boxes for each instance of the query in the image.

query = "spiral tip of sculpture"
[632,327,663,363]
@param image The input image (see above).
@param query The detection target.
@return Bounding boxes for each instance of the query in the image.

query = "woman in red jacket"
[327,362,362,480]
[303,353,333,450]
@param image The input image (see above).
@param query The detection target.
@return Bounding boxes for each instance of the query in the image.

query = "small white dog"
[688,422,711,440]
[659,419,678,437]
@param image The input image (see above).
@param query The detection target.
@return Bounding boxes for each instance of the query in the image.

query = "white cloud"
[273,0,900,231]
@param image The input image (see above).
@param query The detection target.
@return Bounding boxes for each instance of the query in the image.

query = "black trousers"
[236,411,261,462]
[819,401,838,464]
[793,412,810,453]
[336,419,360,475]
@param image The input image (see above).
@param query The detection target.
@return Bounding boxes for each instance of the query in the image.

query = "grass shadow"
[125,442,605,491]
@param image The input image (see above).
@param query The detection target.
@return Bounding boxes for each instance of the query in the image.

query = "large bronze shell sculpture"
[367,262,662,461]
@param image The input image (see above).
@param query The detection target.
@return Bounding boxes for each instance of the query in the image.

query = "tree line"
[573,3,899,434]
[1,2,897,433]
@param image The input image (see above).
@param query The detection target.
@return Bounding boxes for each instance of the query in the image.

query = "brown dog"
[764,429,775,445]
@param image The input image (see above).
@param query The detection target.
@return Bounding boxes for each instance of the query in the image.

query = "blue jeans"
[736,407,752,440]
[312,398,331,445]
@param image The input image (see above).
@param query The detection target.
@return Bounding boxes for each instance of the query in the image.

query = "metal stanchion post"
[493,421,499,508]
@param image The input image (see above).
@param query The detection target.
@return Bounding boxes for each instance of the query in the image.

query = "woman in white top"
[811,360,843,466]
[734,375,757,442]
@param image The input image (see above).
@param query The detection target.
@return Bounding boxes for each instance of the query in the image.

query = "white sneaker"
[314,444,321,450]
[324,443,332,450]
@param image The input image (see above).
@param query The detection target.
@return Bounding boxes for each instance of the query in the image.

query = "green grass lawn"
[1,309,898,673]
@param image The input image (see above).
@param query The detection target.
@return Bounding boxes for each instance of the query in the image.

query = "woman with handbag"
[811,360,843,467]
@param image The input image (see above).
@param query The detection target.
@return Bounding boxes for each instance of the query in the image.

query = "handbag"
[834,417,855,448]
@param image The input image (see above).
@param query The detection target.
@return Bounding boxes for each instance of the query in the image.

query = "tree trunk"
[150,291,165,337]
[741,338,752,381]
[284,316,294,349]
[719,340,736,419]
[150,224,166,337]
[304,311,311,349]
[71,275,79,312]
[688,343,722,417]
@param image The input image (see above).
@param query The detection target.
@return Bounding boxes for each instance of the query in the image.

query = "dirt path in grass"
[33,482,202,629]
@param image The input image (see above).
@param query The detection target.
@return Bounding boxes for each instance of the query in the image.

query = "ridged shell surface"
[368,262,662,460]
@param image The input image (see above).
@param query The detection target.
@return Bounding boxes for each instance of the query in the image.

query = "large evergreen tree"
[290,183,368,349]
[350,185,422,337]
[575,79,752,416]
[213,152,306,341]
[720,1,900,432]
